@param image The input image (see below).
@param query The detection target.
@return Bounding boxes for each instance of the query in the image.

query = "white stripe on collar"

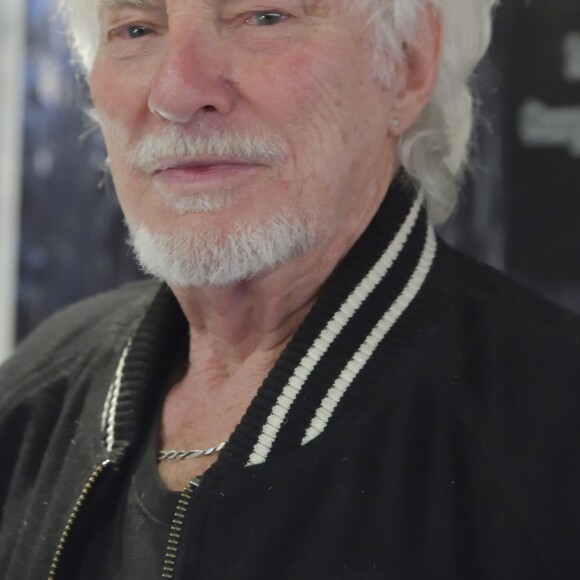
[101,338,132,453]
[302,224,436,445]
[246,194,426,467]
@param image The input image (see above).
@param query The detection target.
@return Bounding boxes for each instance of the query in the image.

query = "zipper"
[161,477,200,579]
[47,459,112,580]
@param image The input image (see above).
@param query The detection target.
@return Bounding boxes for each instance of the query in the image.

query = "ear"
[389,5,442,136]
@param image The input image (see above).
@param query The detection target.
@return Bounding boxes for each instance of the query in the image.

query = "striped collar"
[101,183,437,467]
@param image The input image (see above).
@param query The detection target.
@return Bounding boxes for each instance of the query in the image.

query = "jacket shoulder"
[0,279,162,405]
[440,242,580,339]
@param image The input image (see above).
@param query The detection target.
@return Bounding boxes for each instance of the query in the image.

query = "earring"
[391,116,402,131]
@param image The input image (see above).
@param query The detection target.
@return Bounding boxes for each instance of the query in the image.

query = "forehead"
[96,0,331,10]
[97,0,160,8]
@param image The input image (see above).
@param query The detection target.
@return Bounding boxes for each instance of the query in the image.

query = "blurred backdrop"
[0,0,579,362]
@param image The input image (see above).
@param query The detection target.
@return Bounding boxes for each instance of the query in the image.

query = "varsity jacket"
[1,187,580,579]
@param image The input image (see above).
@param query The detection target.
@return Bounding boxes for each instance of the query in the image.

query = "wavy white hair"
[59,0,499,223]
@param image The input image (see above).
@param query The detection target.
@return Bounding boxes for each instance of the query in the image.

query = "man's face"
[91,0,400,286]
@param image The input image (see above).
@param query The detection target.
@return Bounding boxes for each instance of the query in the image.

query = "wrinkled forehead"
[96,0,159,9]
[70,0,364,73]
[95,0,333,12]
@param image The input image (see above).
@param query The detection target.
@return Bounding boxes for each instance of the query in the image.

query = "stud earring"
[391,116,402,131]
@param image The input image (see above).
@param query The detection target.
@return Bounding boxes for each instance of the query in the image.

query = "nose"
[147,26,236,124]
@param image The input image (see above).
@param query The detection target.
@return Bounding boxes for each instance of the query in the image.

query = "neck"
[170,240,340,369]
[169,174,395,389]
[162,239,342,433]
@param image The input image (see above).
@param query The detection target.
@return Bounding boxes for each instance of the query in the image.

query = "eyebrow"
[96,0,328,16]
[97,0,160,9]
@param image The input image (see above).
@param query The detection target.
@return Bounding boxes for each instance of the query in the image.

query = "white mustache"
[126,125,288,172]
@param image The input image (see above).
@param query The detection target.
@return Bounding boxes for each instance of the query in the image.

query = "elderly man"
[2,0,580,578]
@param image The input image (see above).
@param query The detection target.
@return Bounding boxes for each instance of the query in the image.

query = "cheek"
[290,48,380,148]
[246,47,347,121]
[91,61,118,117]
[252,54,368,190]
[107,154,140,215]
[91,60,153,195]
[91,59,151,138]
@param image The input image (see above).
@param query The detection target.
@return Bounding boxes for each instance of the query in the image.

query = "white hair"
[352,0,500,222]
[59,0,499,223]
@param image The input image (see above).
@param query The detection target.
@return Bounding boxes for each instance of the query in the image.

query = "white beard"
[153,187,237,215]
[126,208,319,287]
[100,118,321,286]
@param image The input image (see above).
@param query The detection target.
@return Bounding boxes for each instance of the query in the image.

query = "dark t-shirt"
[73,416,182,578]
[72,333,191,578]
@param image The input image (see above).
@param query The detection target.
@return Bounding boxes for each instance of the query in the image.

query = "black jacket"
[1,189,580,579]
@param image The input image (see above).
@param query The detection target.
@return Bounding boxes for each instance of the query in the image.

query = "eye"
[125,24,153,39]
[108,24,154,41]
[246,11,289,26]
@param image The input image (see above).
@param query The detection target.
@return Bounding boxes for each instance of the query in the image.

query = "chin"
[125,207,318,288]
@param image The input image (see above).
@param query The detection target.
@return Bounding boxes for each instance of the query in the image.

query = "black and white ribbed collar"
[101,182,438,467]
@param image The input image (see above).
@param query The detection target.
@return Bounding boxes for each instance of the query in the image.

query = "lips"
[154,161,255,175]
[150,156,263,174]
[146,158,264,186]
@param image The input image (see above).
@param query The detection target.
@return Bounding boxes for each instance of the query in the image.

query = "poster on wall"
[501,0,580,306]
[441,0,580,312]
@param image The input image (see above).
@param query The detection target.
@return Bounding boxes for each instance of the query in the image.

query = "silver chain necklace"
[158,442,226,462]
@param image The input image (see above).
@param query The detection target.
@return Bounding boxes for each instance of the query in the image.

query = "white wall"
[0,0,26,362]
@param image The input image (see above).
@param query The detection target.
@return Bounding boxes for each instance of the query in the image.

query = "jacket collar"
[101,181,438,466]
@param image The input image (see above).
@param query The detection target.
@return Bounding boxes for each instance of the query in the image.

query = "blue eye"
[126,25,152,39]
[247,12,288,26]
